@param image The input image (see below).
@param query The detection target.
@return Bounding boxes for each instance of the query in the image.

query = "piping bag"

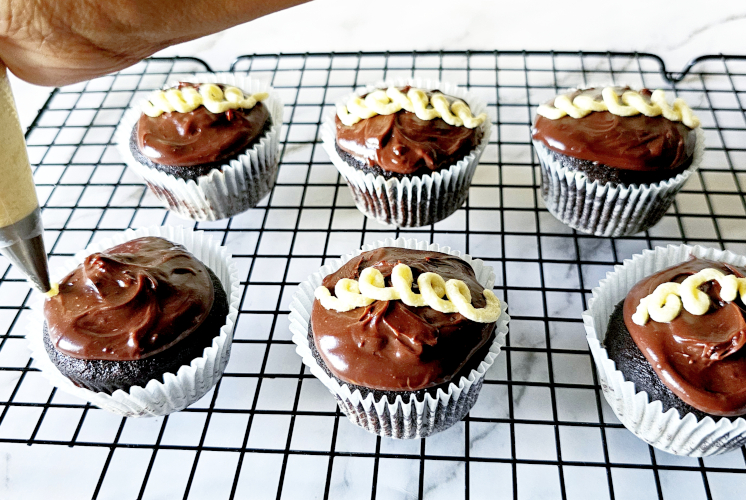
[0,62,52,294]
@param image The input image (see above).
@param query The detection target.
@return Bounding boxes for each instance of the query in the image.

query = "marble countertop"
[2,4,746,499]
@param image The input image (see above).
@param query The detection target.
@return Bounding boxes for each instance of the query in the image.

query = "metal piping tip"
[0,234,51,293]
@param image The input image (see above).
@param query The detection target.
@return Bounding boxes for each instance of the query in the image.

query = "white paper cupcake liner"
[322,79,491,227]
[289,237,509,439]
[534,126,704,237]
[116,73,283,221]
[26,226,241,417]
[582,244,746,456]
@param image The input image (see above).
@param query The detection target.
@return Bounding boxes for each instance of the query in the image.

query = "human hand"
[0,0,309,86]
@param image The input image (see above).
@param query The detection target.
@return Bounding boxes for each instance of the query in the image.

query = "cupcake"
[583,245,746,456]
[289,238,509,439]
[117,74,283,221]
[27,227,240,417]
[322,79,491,227]
[532,86,704,237]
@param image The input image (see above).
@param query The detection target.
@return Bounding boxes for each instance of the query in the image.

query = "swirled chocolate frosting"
[623,257,746,416]
[311,248,496,391]
[532,88,697,173]
[136,84,269,167]
[44,237,215,361]
[335,89,483,176]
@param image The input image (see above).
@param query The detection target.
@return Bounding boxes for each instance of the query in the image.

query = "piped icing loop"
[632,267,746,325]
[314,278,375,313]
[314,263,500,323]
[391,264,428,307]
[142,84,269,117]
[359,267,400,301]
[537,87,700,129]
[418,272,459,314]
[337,87,487,129]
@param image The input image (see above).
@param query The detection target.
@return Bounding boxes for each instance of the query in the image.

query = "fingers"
[0,0,310,86]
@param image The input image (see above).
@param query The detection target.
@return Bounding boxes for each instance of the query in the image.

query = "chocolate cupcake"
[584,245,746,456]
[130,83,272,181]
[532,86,704,237]
[28,227,240,417]
[43,236,228,393]
[322,79,491,227]
[290,238,509,439]
[118,74,283,221]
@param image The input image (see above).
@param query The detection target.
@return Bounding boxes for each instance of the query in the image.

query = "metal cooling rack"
[1,51,746,500]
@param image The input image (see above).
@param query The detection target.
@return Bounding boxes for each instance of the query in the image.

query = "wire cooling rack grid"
[0,51,745,500]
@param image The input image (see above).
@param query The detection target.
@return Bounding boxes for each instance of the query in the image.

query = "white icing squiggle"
[314,263,500,323]
[142,84,269,117]
[538,87,700,129]
[632,268,746,325]
[337,87,487,129]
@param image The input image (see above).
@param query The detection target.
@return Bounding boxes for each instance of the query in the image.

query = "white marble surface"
[7,0,746,130]
[2,5,746,498]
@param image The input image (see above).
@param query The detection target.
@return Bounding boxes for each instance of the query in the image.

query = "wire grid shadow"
[0,51,745,500]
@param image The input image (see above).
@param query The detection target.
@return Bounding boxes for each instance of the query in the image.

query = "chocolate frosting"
[311,247,496,391]
[623,257,746,416]
[44,237,215,361]
[335,90,482,176]
[137,88,269,167]
[532,88,697,172]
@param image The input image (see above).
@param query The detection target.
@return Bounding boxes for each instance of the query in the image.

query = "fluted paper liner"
[26,226,240,417]
[535,126,705,237]
[583,244,746,455]
[322,79,491,227]
[116,73,283,221]
[289,238,509,439]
